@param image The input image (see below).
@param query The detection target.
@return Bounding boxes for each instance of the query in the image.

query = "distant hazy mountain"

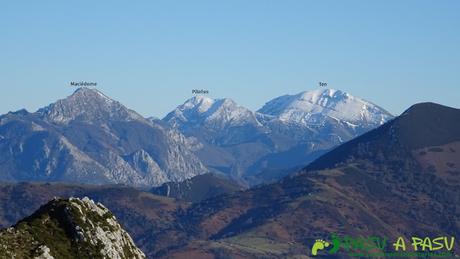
[164,88,393,183]
[0,87,392,187]
[0,197,145,259]
[0,88,207,187]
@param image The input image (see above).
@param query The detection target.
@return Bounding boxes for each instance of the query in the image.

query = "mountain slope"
[0,197,145,259]
[305,102,460,171]
[152,102,459,258]
[0,88,207,187]
[1,100,459,259]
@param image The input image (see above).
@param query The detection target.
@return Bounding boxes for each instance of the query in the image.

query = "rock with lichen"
[0,197,145,259]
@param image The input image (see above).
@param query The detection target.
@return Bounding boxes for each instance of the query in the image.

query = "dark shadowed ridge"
[150,173,246,202]
[304,102,460,171]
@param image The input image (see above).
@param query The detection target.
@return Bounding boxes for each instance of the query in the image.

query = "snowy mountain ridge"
[258,88,392,127]
[162,88,394,183]
[166,88,392,129]
[164,95,262,129]
[0,87,394,187]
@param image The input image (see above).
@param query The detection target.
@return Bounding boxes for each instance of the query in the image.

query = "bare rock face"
[0,87,207,187]
[0,197,145,259]
[37,87,145,125]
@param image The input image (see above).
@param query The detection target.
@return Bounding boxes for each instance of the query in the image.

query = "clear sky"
[1,1,459,118]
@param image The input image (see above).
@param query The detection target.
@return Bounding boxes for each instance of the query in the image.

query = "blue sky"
[1,1,459,117]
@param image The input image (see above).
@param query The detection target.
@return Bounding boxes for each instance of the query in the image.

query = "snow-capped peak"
[258,88,393,127]
[164,96,261,129]
[299,88,347,104]
[182,95,216,113]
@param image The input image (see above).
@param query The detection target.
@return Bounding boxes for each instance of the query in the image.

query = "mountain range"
[155,102,460,257]
[0,102,458,258]
[164,88,393,183]
[0,87,392,187]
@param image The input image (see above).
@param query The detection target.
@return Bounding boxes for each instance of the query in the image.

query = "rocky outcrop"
[0,197,145,259]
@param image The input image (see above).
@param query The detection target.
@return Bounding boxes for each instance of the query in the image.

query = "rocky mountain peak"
[0,197,145,259]
[72,87,113,101]
[37,87,145,124]
[0,87,208,187]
